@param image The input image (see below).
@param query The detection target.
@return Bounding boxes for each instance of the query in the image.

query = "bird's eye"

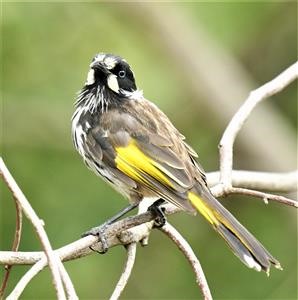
[118,70,126,78]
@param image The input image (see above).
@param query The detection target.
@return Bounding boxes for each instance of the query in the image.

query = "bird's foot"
[81,224,110,254]
[148,199,167,228]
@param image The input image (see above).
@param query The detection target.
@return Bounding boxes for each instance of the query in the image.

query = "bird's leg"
[82,203,138,253]
[148,199,167,228]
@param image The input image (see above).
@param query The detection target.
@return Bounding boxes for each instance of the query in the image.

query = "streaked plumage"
[72,53,281,274]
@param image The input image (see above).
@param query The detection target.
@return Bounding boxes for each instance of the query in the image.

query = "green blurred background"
[1,2,297,299]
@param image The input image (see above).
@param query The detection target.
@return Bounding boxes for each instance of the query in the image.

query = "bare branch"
[207,170,298,192]
[219,62,298,188]
[0,211,154,262]
[0,197,22,299]
[160,223,212,300]
[0,158,67,299]
[109,243,137,300]
[0,251,43,266]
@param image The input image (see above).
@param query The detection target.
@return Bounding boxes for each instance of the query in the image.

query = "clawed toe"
[81,225,109,253]
[148,199,167,228]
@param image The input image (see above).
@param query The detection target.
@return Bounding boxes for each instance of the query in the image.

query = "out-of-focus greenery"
[1,2,297,299]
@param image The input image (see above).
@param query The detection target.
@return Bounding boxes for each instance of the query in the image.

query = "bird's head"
[85,53,137,96]
[76,53,142,113]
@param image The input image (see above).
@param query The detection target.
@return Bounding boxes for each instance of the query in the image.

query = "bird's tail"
[188,186,282,274]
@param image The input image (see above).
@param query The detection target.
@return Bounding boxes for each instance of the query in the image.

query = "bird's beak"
[90,61,108,74]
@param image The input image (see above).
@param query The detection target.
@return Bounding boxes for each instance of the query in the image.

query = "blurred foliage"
[1,2,297,299]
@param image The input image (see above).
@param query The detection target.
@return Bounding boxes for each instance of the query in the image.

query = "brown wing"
[122,98,207,185]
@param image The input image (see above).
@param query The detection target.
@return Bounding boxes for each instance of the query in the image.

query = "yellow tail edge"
[187,191,282,274]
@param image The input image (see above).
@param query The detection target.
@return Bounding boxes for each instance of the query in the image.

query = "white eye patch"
[85,69,95,85]
[107,74,119,93]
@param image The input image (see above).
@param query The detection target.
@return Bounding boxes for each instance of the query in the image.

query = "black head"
[85,53,137,96]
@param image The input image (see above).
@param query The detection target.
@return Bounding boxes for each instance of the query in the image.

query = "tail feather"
[188,188,282,274]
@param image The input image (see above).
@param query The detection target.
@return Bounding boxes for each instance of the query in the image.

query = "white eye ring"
[118,70,126,78]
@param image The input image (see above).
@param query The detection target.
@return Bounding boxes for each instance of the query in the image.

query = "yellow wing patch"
[188,192,219,225]
[115,140,173,188]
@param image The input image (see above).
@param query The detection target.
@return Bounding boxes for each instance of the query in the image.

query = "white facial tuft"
[107,74,119,93]
[85,69,95,85]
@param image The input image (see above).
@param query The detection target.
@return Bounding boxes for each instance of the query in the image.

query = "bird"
[72,53,281,274]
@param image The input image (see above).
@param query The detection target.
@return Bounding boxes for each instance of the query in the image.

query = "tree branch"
[219,62,298,188]
[0,211,158,266]
[207,170,297,192]
[227,187,297,207]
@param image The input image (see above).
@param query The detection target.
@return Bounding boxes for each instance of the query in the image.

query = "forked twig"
[219,62,298,188]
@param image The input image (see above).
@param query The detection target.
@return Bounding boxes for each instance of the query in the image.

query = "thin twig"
[109,243,137,300]
[219,62,298,188]
[0,157,67,300]
[160,223,212,300]
[0,199,22,299]
[228,187,297,207]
